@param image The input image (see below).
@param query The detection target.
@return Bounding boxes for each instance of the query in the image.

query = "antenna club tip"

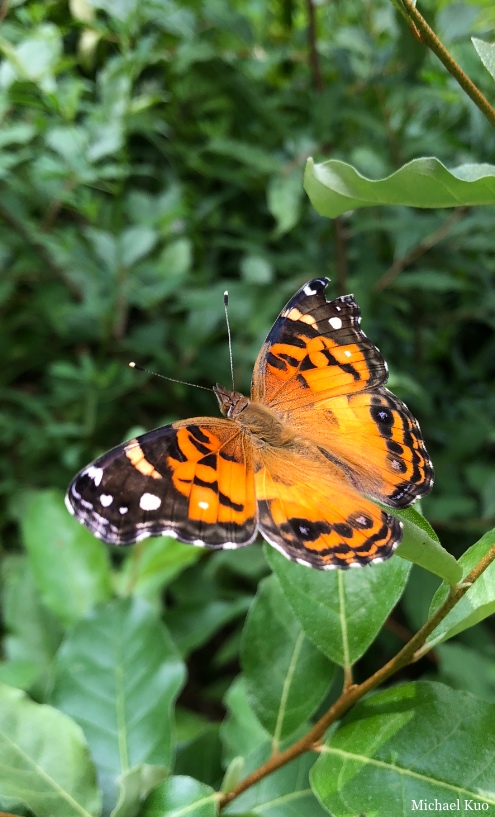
[129,361,136,368]
[223,291,229,302]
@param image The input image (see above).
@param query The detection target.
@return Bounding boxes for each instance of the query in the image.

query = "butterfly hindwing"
[289,386,434,510]
[254,448,402,569]
[66,419,257,547]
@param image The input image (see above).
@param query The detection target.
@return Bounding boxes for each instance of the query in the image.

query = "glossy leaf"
[142,776,218,817]
[0,684,101,817]
[304,157,495,218]
[266,546,410,666]
[20,489,112,627]
[223,742,327,817]
[116,536,202,603]
[394,506,462,584]
[51,597,186,812]
[472,38,495,81]
[241,576,334,742]
[220,677,269,766]
[427,528,495,648]
[111,765,169,817]
[311,681,495,816]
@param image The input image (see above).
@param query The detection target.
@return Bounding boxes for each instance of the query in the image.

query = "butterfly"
[65,278,434,569]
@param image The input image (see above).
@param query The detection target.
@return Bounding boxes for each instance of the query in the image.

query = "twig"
[305,0,323,93]
[0,0,9,25]
[219,541,495,809]
[373,206,468,291]
[0,197,82,299]
[396,0,495,129]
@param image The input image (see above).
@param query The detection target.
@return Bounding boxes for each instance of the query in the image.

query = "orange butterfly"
[66,278,434,569]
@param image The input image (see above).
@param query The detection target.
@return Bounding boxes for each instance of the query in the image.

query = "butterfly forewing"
[66,419,257,547]
[252,277,388,408]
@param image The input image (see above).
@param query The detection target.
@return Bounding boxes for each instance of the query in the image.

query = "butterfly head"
[214,384,249,419]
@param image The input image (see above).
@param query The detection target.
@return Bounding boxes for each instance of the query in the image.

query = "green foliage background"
[1,0,495,815]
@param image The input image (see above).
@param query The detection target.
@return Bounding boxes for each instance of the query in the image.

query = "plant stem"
[305,0,323,93]
[396,0,495,129]
[219,541,495,809]
[373,207,468,291]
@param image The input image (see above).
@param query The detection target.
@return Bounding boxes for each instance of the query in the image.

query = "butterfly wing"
[255,448,401,569]
[252,277,387,409]
[65,419,257,547]
[252,277,433,510]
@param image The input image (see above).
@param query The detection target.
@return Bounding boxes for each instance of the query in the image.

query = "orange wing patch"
[254,449,401,569]
[252,280,387,408]
[290,387,433,509]
[166,422,258,546]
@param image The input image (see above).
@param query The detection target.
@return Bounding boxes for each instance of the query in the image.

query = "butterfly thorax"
[214,383,296,448]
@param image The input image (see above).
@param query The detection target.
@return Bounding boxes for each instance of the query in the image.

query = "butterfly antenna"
[129,362,213,392]
[224,291,235,391]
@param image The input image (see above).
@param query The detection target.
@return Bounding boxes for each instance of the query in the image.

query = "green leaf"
[223,742,327,817]
[304,157,495,218]
[426,528,495,648]
[472,38,495,82]
[116,537,202,603]
[241,576,334,742]
[120,226,157,267]
[0,24,62,92]
[0,684,101,817]
[394,506,462,584]
[220,677,269,767]
[142,776,219,817]
[175,724,223,788]
[206,138,280,174]
[311,681,495,816]
[111,765,169,817]
[240,255,273,285]
[1,555,62,676]
[20,489,112,627]
[391,269,469,292]
[267,171,303,236]
[266,546,410,667]
[165,594,251,657]
[437,643,495,701]
[51,597,186,813]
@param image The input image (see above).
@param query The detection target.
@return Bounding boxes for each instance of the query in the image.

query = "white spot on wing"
[119,506,128,514]
[84,466,103,486]
[329,316,342,329]
[100,494,113,507]
[304,284,317,296]
[139,492,162,511]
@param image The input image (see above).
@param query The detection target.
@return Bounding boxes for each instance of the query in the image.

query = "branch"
[305,0,323,93]
[0,198,82,300]
[396,0,495,129]
[373,206,468,291]
[219,541,495,809]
